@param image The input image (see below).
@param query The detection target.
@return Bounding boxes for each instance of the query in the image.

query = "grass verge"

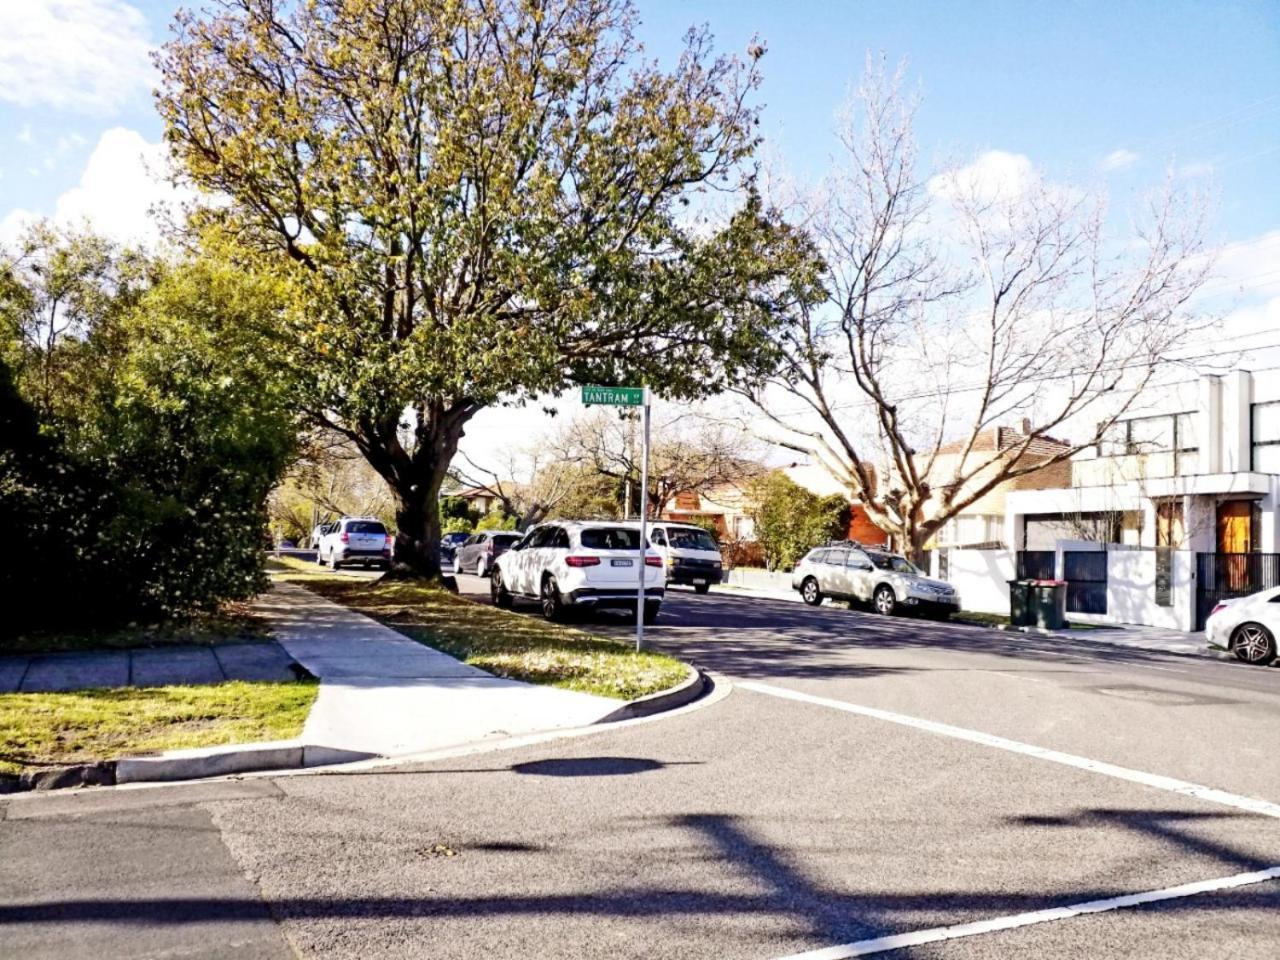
[269,557,689,700]
[7,603,272,656]
[0,679,318,776]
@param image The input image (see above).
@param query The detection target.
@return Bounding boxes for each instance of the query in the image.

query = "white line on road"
[772,865,1280,959]
[739,682,1280,819]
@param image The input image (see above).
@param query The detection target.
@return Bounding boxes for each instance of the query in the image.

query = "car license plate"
[692,578,707,585]
[611,558,632,567]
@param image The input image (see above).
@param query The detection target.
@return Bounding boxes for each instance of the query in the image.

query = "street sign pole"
[635,387,651,652]
[579,384,650,652]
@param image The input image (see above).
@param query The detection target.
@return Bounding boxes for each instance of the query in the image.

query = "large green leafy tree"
[157,0,818,577]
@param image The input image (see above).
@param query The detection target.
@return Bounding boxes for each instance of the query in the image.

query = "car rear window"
[580,527,643,550]
[347,521,386,534]
[493,533,522,545]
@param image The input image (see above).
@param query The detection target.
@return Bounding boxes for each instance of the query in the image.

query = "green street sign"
[582,385,645,407]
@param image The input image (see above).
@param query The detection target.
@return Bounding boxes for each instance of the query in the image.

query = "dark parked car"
[440,531,472,567]
[452,531,524,577]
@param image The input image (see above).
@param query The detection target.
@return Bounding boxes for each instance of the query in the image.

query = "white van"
[638,521,724,594]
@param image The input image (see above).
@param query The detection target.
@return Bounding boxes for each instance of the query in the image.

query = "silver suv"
[316,517,392,570]
[792,542,959,619]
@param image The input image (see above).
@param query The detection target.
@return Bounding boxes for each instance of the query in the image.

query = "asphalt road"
[3,579,1278,959]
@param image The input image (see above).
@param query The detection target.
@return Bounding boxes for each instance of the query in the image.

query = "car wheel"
[541,575,564,622]
[800,577,823,606]
[491,569,513,609]
[328,550,341,571]
[874,585,897,616]
[643,603,660,625]
[1231,622,1276,664]
[476,557,487,578]
[693,583,711,595]
[453,555,462,575]
[315,550,324,566]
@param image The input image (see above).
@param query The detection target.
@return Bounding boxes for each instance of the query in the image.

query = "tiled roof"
[934,427,1071,458]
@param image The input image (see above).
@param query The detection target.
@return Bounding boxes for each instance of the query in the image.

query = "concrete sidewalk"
[0,642,296,693]
[252,582,619,757]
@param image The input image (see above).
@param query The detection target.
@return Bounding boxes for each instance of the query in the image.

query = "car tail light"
[1210,602,1228,619]
[645,555,662,567]
[565,555,600,567]
[340,532,349,543]
[385,534,393,546]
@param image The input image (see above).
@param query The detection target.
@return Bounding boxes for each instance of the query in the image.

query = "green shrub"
[749,471,850,571]
[1,236,295,634]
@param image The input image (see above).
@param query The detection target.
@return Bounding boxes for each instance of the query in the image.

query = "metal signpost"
[582,384,651,651]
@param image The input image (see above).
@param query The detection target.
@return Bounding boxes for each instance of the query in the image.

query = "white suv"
[317,517,392,570]
[490,521,665,622]
[792,542,959,619]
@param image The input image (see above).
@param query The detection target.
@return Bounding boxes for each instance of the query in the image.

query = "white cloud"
[1,128,193,246]
[1100,148,1139,172]
[927,150,1039,204]
[1175,160,1215,179]
[0,0,154,112]
[16,124,34,144]
[1200,229,1280,300]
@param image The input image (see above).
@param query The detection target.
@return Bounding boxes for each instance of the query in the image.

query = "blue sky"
[2,1,1279,241]
[4,1,1276,460]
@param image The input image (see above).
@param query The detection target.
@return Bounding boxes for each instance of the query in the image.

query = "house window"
[1099,412,1198,475]
[1156,499,1184,548]
[1252,401,1280,473]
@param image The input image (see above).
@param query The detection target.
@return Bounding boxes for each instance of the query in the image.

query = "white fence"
[1099,548,1195,632]
[932,548,1015,615]
[935,545,1196,630]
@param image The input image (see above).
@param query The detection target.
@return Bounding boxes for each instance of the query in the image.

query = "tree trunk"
[388,473,447,579]
[368,407,473,583]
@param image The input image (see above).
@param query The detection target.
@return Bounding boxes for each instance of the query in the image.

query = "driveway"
[4,576,1278,960]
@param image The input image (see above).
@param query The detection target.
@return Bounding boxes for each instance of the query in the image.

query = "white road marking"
[740,682,1280,819]
[773,865,1280,959]
[990,671,1047,683]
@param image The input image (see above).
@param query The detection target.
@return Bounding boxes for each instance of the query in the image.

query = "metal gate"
[1064,550,1108,614]
[1016,550,1055,580]
[1195,553,1280,630]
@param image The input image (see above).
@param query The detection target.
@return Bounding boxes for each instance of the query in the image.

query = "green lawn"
[6,603,271,656]
[0,679,318,777]
[269,558,689,700]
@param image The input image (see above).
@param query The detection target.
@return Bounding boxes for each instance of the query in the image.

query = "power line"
[764,339,1280,420]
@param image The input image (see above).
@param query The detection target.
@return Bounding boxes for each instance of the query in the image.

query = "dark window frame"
[1099,411,1198,474]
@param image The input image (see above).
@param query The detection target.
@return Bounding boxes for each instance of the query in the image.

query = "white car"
[316,516,392,570]
[490,521,664,622]
[1205,586,1280,665]
[309,521,336,550]
[791,542,960,618]
[642,522,723,594]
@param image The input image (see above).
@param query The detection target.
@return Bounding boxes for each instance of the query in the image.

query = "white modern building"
[935,369,1280,631]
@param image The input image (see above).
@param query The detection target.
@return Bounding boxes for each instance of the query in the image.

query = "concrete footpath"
[0,643,296,694]
[252,582,619,757]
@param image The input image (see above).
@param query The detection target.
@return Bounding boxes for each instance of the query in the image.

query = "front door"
[1217,501,1253,553]
[1217,500,1254,592]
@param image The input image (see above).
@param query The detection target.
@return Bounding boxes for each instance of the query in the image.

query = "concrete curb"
[596,664,708,723]
[2,667,711,794]
[0,740,378,793]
